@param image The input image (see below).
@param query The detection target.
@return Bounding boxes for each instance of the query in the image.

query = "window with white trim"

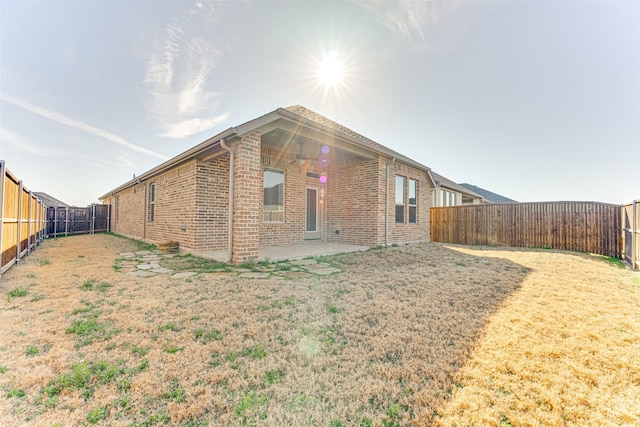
[149,183,155,222]
[395,176,405,223]
[409,179,417,223]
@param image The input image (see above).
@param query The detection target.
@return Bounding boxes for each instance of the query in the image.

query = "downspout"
[219,138,234,263]
[140,180,146,240]
[385,157,396,246]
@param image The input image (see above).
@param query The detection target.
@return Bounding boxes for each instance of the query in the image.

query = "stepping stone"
[137,263,160,270]
[134,251,152,256]
[307,267,342,276]
[119,252,136,258]
[126,270,156,277]
[238,272,270,279]
[172,272,197,278]
[290,259,317,266]
[150,267,173,274]
[279,271,313,279]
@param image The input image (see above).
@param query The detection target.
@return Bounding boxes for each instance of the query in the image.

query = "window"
[149,183,155,222]
[409,179,417,223]
[264,169,284,222]
[395,176,405,223]
[439,189,457,207]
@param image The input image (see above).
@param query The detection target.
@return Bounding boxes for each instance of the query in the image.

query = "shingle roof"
[33,192,70,207]
[283,105,431,171]
[101,105,433,199]
[460,183,517,203]
[430,172,482,198]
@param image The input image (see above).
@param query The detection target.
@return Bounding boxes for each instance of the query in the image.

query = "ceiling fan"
[290,141,315,165]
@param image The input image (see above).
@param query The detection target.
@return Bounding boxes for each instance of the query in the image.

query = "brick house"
[100,106,436,264]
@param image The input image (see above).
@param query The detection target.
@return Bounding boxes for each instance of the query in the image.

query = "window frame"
[408,179,417,224]
[149,183,156,222]
[395,175,406,224]
[263,168,285,223]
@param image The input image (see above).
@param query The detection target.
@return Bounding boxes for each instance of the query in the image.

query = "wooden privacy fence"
[622,200,639,270]
[430,201,622,259]
[1,160,47,276]
[46,205,111,238]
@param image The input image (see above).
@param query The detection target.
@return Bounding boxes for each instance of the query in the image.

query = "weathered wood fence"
[622,200,639,270]
[1,160,47,276]
[46,205,111,238]
[430,201,622,259]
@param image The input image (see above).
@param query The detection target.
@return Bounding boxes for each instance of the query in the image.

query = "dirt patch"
[0,234,637,426]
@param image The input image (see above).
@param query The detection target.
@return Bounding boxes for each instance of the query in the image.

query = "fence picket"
[430,201,623,259]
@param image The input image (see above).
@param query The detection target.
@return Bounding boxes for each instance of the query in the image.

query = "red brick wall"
[325,157,382,246]
[232,132,262,263]
[145,161,198,250]
[387,162,431,243]
[195,156,230,252]
[104,184,145,240]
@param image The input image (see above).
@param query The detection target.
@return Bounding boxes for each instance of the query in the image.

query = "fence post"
[0,161,5,278]
[65,206,69,237]
[53,206,58,238]
[27,191,33,255]
[107,204,111,233]
[16,180,23,264]
[633,200,638,270]
[92,204,96,234]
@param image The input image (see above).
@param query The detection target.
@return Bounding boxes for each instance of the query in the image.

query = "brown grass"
[0,235,637,426]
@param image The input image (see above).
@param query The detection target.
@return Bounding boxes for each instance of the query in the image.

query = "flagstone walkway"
[116,250,343,279]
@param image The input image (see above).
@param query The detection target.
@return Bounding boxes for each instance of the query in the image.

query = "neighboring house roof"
[33,192,70,207]
[460,183,518,204]
[101,105,434,199]
[430,172,483,199]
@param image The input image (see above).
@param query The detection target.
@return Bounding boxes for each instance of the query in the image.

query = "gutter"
[385,158,396,246]
[99,128,238,200]
[219,138,234,264]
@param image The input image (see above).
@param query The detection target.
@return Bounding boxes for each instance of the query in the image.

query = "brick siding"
[195,156,230,252]
[231,132,262,263]
[104,132,432,263]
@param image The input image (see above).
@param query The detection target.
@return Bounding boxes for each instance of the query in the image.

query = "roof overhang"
[100,107,433,200]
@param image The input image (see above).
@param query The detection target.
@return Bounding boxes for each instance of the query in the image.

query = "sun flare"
[317,52,344,86]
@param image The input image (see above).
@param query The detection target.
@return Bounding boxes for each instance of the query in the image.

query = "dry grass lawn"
[0,234,638,426]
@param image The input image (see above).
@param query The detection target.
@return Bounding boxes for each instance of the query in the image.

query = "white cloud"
[0,127,54,157]
[158,113,230,139]
[355,1,460,43]
[0,94,169,160]
[143,2,238,139]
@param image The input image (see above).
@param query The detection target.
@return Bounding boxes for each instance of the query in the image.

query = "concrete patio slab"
[258,242,369,262]
[194,242,369,263]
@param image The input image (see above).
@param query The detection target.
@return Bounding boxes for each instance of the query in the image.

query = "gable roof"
[33,192,70,207]
[460,183,518,204]
[101,105,433,199]
[282,105,430,171]
[430,172,482,199]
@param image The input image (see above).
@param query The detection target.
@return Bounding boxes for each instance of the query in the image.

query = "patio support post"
[231,132,261,264]
[220,138,235,264]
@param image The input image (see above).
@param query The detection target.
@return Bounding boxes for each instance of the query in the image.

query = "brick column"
[231,132,261,264]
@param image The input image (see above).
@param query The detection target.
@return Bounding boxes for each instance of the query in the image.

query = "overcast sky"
[1,0,638,206]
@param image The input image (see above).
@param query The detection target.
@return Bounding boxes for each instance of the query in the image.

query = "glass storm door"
[305,187,320,239]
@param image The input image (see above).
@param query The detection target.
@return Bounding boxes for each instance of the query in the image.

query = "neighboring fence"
[46,205,111,238]
[622,200,639,270]
[430,201,622,258]
[1,160,48,276]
